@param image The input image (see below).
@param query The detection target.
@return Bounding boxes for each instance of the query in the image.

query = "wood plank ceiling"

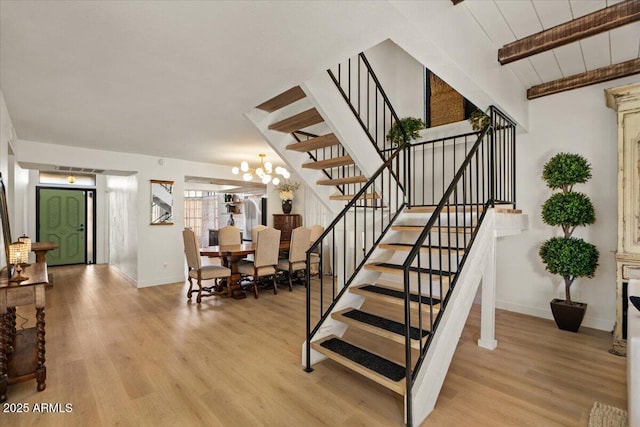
[459,0,640,99]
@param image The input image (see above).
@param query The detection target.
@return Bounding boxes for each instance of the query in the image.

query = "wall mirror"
[150,179,174,225]
[0,173,12,275]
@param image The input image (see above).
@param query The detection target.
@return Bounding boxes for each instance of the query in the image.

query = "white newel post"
[478,235,498,350]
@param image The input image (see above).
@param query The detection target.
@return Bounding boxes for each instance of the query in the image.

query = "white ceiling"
[1,1,638,170]
[0,1,393,167]
[464,0,640,89]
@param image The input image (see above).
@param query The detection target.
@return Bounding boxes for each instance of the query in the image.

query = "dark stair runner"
[376,263,455,277]
[319,337,406,382]
[359,284,441,305]
[342,309,430,341]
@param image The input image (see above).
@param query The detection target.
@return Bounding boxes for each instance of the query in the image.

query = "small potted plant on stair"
[386,117,425,146]
[539,153,599,332]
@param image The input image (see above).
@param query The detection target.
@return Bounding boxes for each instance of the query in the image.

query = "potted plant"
[539,153,599,332]
[386,117,425,146]
[468,109,490,131]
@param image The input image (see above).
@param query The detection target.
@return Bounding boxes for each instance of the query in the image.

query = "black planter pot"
[550,298,587,332]
[282,199,292,214]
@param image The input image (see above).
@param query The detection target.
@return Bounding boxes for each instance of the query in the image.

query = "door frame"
[35,186,97,265]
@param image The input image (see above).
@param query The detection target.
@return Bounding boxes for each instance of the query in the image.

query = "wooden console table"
[273,214,301,242]
[31,241,58,263]
[0,262,48,402]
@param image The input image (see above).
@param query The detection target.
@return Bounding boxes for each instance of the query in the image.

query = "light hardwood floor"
[5,264,626,426]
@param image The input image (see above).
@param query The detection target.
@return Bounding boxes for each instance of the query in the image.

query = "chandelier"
[231,154,290,185]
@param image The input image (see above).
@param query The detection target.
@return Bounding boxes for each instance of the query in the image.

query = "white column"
[478,235,498,350]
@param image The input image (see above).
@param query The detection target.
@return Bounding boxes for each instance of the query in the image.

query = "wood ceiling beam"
[498,0,640,65]
[527,58,640,100]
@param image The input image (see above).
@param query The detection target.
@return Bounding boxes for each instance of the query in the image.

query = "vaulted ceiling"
[460,0,640,98]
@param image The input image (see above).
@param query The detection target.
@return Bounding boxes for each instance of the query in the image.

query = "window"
[184,191,218,246]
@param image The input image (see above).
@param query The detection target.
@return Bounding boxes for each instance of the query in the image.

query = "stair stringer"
[301,72,383,178]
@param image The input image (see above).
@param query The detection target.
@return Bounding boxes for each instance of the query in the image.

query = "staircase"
[254,87,373,204]
[248,53,520,426]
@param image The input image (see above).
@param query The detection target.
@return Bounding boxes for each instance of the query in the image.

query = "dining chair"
[218,225,242,268]
[218,225,242,246]
[238,227,281,298]
[251,224,267,242]
[182,228,231,303]
[309,224,324,276]
[277,226,311,291]
[245,224,268,262]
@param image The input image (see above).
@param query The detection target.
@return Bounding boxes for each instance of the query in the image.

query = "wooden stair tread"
[302,155,354,170]
[256,86,306,112]
[378,243,465,255]
[494,208,522,214]
[286,133,340,152]
[390,225,475,233]
[365,263,454,280]
[312,335,406,394]
[333,308,429,349]
[330,192,380,201]
[317,175,368,186]
[268,108,324,133]
[350,283,442,307]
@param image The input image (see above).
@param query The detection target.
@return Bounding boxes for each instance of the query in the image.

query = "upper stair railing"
[328,53,407,160]
[399,107,515,424]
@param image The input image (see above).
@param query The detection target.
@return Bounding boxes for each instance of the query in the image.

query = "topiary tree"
[539,153,599,305]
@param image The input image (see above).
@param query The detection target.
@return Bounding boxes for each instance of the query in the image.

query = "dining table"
[200,241,290,299]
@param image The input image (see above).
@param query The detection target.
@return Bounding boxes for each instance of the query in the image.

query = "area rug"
[588,402,628,427]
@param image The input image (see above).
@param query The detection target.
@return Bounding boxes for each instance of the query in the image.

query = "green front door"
[38,188,86,266]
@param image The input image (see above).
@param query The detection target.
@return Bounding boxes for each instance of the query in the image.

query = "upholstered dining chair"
[251,224,267,242]
[277,226,311,291]
[218,225,242,268]
[182,228,231,303]
[308,224,324,276]
[244,224,268,262]
[218,225,242,246]
[238,227,281,298]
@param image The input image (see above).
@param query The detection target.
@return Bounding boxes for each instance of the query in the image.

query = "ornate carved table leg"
[0,312,8,402]
[35,307,46,392]
[7,307,16,355]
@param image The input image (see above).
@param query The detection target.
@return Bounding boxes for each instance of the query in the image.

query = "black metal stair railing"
[328,53,410,160]
[304,144,408,370]
[400,106,515,425]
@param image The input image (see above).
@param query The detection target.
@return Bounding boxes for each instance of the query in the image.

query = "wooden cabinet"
[273,214,302,242]
[0,263,49,402]
[606,83,640,356]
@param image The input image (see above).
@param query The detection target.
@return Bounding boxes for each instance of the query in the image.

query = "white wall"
[107,175,138,282]
[0,92,14,269]
[496,75,640,331]
[365,39,424,120]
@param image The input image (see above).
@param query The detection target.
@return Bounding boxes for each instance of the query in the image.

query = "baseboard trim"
[496,300,614,332]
